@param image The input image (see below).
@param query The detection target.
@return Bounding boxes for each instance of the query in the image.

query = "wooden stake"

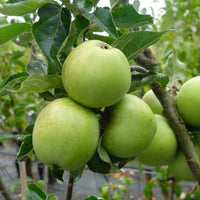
[19,161,27,200]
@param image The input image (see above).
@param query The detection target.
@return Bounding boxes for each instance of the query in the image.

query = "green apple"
[168,147,200,181]
[102,94,157,158]
[32,98,99,171]
[62,40,131,108]
[176,76,200,127]
[137,115,177,166]
[142,90,163,115]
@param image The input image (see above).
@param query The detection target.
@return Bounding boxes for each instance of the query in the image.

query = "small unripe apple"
[168,146,200,181]
[137,115,177,166]
[32,98,99,171]
[176,76,200,127]
[102,94,157,158]
[62,40,131,108]
[142,90,163,115]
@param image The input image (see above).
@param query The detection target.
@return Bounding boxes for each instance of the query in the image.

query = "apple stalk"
[134,48,200,184]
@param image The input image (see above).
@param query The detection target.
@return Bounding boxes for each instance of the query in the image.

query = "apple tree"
[0,0,200,199]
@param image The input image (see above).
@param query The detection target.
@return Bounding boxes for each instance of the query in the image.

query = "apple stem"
[100,43,109,49]
[134,48,200,184]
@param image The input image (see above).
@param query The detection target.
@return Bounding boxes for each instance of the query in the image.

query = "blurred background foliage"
[0,0,200,132]
[152,0,200,77]
[0,15,45,133]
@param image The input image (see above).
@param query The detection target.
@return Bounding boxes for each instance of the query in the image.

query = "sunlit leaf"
[0,0,50,16]
[112,4,153,28]
[18,74,63,93]
[0,23,30,45]
[84,7,118,38]
[25,183,46,200]
[163,52,186,87]
[112,31,167,60]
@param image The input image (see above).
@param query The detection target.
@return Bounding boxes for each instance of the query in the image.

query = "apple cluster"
[142,76,200,181]
[32,40,159,172]
[31,39,199,181]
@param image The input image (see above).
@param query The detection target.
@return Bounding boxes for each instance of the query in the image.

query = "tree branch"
[134,49,200,183]
[0,173,12,200]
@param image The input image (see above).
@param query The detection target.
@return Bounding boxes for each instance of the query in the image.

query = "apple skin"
[62,40,131,108]
[168,146,200,181]
[137,115,177,167]
[32,98,99,171]
[176,76,200,127]
[142,90,163,115]
[102,94,157,158]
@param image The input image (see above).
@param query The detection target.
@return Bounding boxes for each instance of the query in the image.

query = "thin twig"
[0,173,13,200]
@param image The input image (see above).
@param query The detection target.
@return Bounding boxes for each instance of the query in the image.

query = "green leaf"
[97,137,121,173]
[21,124,34,135]
[119,175,134,185]
[143,180,156,198]
[39,91,56,101]
[133,0,140,11]
[70,166,84,181]
[1,72,29,93]
[173,184,182,197]
[112,190,122,200]
[117,184,127,193]
[72,0,99,13]
[87,136,120,174]
[47,194,58,200]
[25,183,46,200]
[112,4,153,28]
[51,166,64,182]
[112,31,167,60]
[185,193,192,200]
[0,133,21,142]
[87,150,111,174]
[86,32,116,45]
[26,59,47,74]
[194,188,200,199]
[163,52,186,87]
[99,185,110,199]
[1,72,28,88]
[17,135,33,160]
[59,16,90,62]
[0,0,50,16]
[0,23,30,45]
[110,156,135,169]
[109,0,120,10]
[129,71,169,92]
[18,30,33,43]
[18,74,63,93]
[84,7,118,38]
[32,3,71,74]
[10,177,32,192]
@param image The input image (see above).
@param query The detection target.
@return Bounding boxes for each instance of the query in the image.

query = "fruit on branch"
[169,147,200,181]
[142,89,164,115]
[176,76,200,127]
[137,114,177,166]
[32,98,99,171]
[62,40,131,108]
[169,132,200,181]
[102,94,157,158]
